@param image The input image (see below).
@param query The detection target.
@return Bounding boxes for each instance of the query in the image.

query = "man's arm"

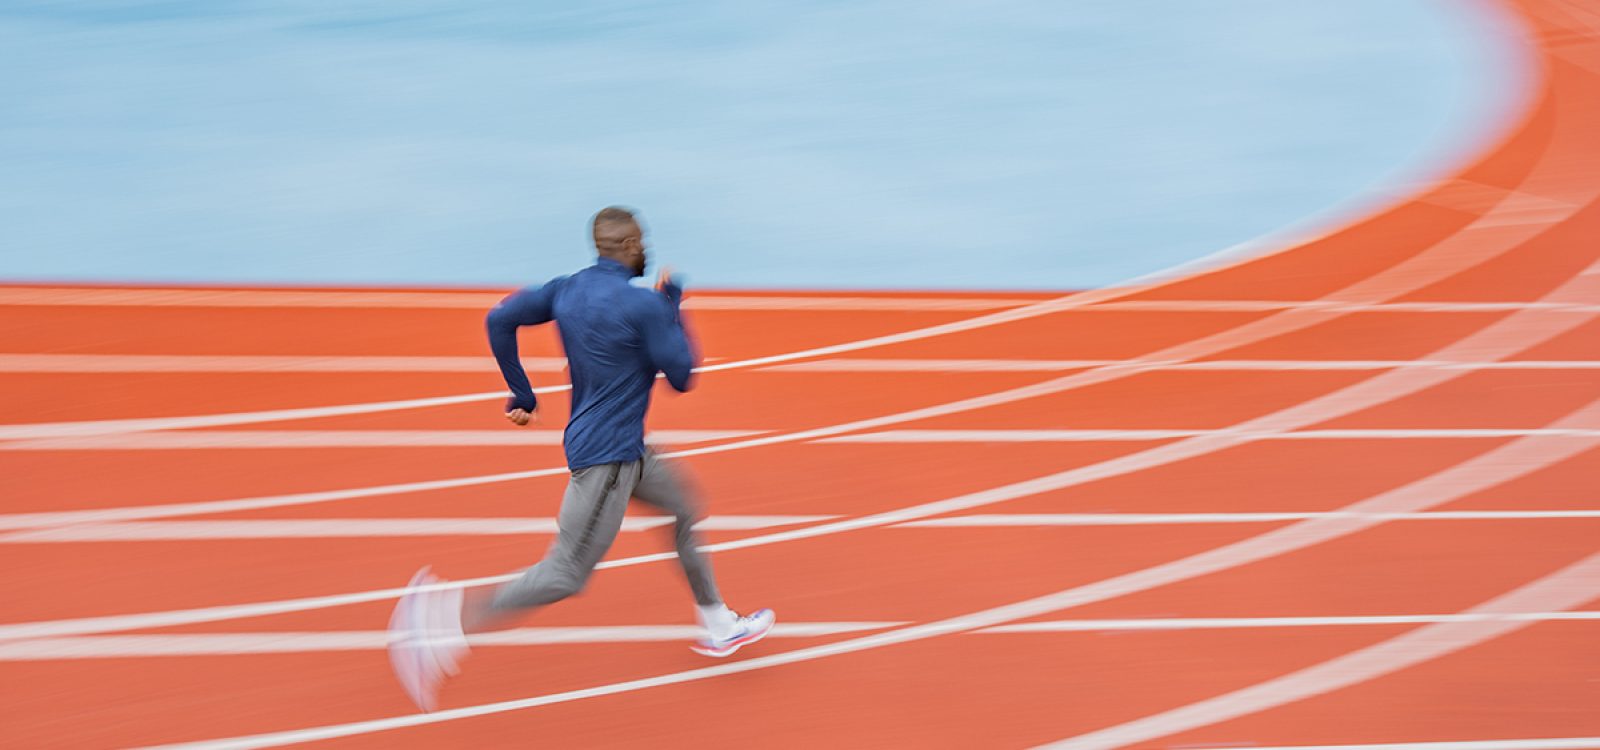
[641,278,698,392]
[486,279,561,413]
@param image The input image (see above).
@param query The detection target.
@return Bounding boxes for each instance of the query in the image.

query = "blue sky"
[0,1,1527,289]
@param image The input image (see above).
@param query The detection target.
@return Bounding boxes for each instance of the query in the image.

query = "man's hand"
[505,407,539,426]
[504,396,539,426]
[656,266,684,315]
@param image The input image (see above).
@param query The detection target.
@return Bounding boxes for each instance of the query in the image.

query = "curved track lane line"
[1036,551,1600,749]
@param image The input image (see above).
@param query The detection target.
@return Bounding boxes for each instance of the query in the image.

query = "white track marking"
[0,389,520,440]
[687,296,1038,311]
[5,510,1596,544]
[0,429,761,451]
[979,611,1600,633]
[6,353,1596,375]
[896,510,1600,527]
[134,400,1600,749]
[6,611,1596,660]
[10,426,1600,453]
[1086,300,1600,313]
[0,287,1040,311]
[0,622,905,660]
[820,428,1600,443]
[1037,551,1600,749]
[0,354,554,373]
[0,466,572,532]
[1199,739,1600,750]
[0,515,838,542]
[765,358,1600,373]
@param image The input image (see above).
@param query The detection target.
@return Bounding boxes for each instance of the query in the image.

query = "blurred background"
[0,0,1526,290]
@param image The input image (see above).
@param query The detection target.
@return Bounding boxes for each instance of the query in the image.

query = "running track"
[4,1,1600,747]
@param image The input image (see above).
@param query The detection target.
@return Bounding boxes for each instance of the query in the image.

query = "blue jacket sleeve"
[487,280,561,411]
[640,285,698,392]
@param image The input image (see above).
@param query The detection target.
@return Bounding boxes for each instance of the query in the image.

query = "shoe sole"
[691,609,776,658]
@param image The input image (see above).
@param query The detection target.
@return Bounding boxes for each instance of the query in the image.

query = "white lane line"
[0,287,1040,311]
[7,510,1594,544]
[1198,738,1600,750]
[8,612,1596,660]
[0,388,527,441]
[1085,300,1600,313]
[7,354,1596,374]
[0,354,555,373]
[896,510,1600,527]
[0,622,905,660]
[981,611,1600,633]
[13,426,1600,452]
[764,358,1600,373]
[683,296,1040,311]
[0,429,762,451]
[0,515,839,542]
[819,428,1600,443]
[1036,551,1600,749]
[0,466,574,532]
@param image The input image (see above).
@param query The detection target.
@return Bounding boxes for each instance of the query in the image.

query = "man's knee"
[493,564,590,610]
[544,566,590,602]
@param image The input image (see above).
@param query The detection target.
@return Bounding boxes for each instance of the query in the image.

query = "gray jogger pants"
[490,449,722,611]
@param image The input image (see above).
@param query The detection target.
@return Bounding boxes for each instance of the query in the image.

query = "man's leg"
[631,448,774,657]
[389,460,644,711]
[464,460,643,632]
[630,449,721,607]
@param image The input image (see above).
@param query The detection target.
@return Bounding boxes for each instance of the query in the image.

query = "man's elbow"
[485,306,512,333]
[667,368,696,392]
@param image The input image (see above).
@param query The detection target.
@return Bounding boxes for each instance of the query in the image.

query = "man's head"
[592,206,647,277]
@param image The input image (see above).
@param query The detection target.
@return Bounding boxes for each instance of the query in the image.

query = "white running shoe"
[691,608,776,658]
[420,575,468,678]
[387,567,438,711]
[387,567,468,712]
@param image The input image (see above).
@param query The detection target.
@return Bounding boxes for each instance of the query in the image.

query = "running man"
[387,206,775,712]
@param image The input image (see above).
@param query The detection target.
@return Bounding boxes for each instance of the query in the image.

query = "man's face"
[620,224,648,277]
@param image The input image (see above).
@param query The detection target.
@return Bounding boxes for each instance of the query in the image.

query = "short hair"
[592,206,638,233]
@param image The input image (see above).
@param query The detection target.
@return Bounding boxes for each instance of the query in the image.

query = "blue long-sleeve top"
[487,257,697,470]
